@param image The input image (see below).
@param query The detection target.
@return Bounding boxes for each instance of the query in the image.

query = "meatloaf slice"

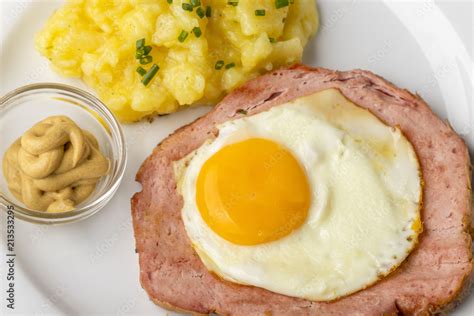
[131,65,472,315]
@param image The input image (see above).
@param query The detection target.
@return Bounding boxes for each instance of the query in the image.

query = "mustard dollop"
[2,116,109,212]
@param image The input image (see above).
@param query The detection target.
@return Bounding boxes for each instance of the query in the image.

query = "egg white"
[177,89,422,301]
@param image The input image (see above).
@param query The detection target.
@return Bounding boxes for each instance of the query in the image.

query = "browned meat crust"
[131,65,472,315]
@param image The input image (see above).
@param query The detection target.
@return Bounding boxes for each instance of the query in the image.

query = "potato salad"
[36,0,319,121]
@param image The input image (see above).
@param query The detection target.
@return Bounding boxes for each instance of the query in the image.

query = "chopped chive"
[196,6,205,18]
[182,3,193,11]
[136,66,147,76]
[255,9,266,16]
[215,60,224,70]
[205,6,212,17]
[225,62,235,69]
[192,26,202,38]
[178,30,189,42]
[191,0,201,7]
[143,45,152,55]
[236,109,247,115]
[135,47,145,59]
[269,37,276,43]
[275,0,289,9]
[167,0,172,3]
[142,64,160,86]
[227,1,238,6]
[136,38,145,49]
[140,55,153,65]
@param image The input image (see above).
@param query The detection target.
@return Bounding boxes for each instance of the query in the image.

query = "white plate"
[0,1,472,315]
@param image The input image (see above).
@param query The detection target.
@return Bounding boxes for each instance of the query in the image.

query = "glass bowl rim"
[0,82,127,224]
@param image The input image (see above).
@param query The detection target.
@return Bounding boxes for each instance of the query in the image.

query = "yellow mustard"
[2,116,109,212]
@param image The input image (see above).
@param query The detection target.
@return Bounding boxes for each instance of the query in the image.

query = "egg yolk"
[196,138,311,245]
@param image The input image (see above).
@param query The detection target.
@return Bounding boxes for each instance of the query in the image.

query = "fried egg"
[177,89,422,301]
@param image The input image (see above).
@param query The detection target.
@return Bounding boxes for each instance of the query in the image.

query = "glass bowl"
[0,83,127,224]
